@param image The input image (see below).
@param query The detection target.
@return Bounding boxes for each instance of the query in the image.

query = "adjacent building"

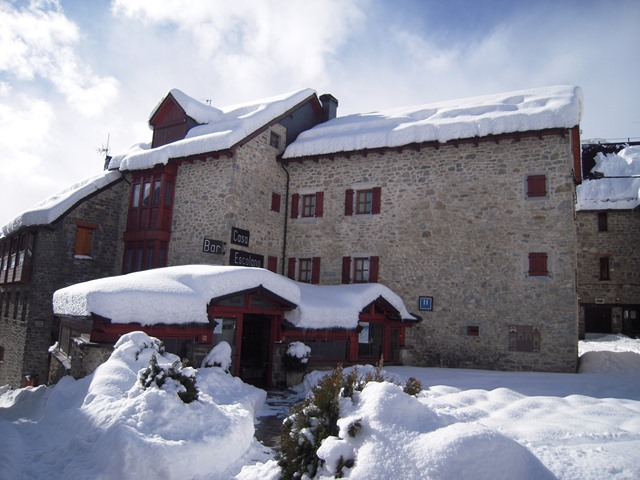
[576,143,640,337]
[1,85,588,388]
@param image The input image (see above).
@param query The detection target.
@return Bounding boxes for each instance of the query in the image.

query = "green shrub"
[138,353,199,404]
[277,358,408,479]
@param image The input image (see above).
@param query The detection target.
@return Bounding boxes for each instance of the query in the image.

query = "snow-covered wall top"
[283,85,583,159]
[1,170,122,239]
[52,265,417,329]
[576,146,640,211]
[108,88,316,172]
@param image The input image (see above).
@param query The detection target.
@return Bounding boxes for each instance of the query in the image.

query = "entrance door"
[240,314,272,388]
[584,306,612,333]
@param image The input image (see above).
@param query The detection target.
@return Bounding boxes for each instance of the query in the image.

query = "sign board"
[418,296,433,311]
[231,227,250,247]
[202,238,226,255]
[230,249,264,268]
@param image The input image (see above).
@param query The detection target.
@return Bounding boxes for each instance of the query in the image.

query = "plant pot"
[285,371,305,388]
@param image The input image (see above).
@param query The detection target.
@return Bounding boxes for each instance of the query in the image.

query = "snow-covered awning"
[52,265,418,330]
[283,85,583,159]
[108,88,317,172]
[1,170,122,239]
[576,146,640,211]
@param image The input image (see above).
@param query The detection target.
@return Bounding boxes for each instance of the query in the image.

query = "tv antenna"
[97,133,111,169]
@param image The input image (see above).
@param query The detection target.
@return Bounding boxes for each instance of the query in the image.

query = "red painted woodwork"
[344,189,354,216]
[90,318,213,345]
[571,126,582,184]
[315,191,324,217]
[371,187,382,214]
[291,193,299,218]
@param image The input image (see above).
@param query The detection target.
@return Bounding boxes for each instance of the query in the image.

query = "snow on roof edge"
[283,85,583,159]
[1,170,122,239]
[53,265,417,329]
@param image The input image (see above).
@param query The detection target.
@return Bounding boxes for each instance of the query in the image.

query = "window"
[290,192,324,218]
[526,174,547,198]
[0,345,4,362]
[269,131,281,148]
[302,194,316,217]
[287,257,320,284]
[267,256,278,273]
[74,221,97,257]
[467,326,480,336]
[598,212,608,232]
[345,187,381,215]
[599,256,610,281]
[528,252,548,276]
[123,240,168,273]
[342,256,379,283]
[271,192,281,213]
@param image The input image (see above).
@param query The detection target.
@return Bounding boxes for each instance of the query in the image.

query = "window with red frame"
[526,174,547,198]
[342,256,379,283]
[345,187,381,215]
[287,257,321,284]
[290,192,324,218]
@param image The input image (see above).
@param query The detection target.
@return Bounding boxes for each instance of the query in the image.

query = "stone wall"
[0,179,126,388]
[168,125,288,272]
[577,209,640,304]
[285,134,579,372]
[576,209,640,336]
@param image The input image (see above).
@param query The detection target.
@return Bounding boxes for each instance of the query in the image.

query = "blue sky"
[1,0,638,226]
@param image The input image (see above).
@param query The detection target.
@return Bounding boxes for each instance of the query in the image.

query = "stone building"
[2,85,586,387]
[576,143,640,337]
[0,171,125,387]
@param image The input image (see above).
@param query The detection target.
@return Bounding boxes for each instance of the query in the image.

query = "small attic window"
[270,131,281,149]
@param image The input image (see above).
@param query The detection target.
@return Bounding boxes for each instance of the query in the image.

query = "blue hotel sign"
[419,296,433,311]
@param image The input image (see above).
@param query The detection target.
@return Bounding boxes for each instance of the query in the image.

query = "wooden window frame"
[346,187,381,215]
[288,257,321,284]
[298,258,313,283]
[528,252,548,277]
[343,256,379,284]
[301,194,316,218]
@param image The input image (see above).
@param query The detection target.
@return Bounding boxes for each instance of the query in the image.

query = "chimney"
[319,94,339,121]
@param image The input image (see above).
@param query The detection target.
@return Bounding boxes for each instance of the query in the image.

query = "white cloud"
[0,0,119,117]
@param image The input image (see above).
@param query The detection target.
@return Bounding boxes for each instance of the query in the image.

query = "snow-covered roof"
[576,146,640,211]
[1,170,122,239]
[283,85,583,159]
[108,88,317,172]
[52,265,417,329]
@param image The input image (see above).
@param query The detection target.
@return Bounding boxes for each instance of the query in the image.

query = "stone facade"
[285,133,579,372]
[0,179,126,388]
[168,125,288,272]
[577,209,640,336]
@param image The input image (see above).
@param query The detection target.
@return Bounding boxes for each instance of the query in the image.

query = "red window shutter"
[345,189,354,216]
[267,256,278,273]
[369,256,379,282]
[311,257,321,284]
[342,256,351,284]
[372,187,381,214]
[287,258,296,279]
[271,193,281,213]
[315,192,324,217]
[291,193,299,219]
[527,175,547,197]
[599,257,610,280]
[528,252,548,276]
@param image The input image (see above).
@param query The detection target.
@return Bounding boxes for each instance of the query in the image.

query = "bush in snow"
[282,341,311,373]
[277,359,424,479]
[201,341,232,372]
[138,353,199,404]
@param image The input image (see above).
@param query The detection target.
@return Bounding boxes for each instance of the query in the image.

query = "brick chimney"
[319,94,339,121]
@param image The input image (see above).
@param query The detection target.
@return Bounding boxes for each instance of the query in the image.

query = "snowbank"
[0,332,265,480]
[283,85,582,159]
[576,146,640,210]
[52,265,417,329]
[108,88,316,171]
[0,170,122,238]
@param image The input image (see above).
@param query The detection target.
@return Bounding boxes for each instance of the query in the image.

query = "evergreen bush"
[138,353,199,404]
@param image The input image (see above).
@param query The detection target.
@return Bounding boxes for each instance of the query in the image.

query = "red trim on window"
[372,187,381,214]
[271,192,281,213]
[291,193,299,219]
[287,257,296,279]
[345,189,354,216]
[369,256,379,282]
[311,257,321,284]
[528,252,548,276]
[315,192,324,217]
[342,256,351,284]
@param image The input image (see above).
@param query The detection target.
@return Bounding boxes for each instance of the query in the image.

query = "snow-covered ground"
[1,333,639,479]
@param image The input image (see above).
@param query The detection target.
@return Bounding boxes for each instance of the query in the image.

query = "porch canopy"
[52,265,418,328]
